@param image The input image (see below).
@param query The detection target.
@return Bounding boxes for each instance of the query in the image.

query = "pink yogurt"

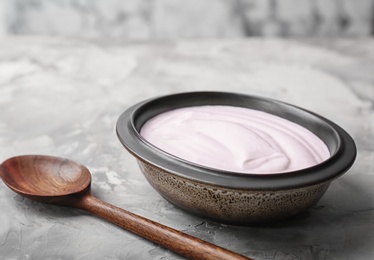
[140,106,330,174]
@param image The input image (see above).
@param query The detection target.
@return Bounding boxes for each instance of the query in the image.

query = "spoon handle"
[76,194,252,260]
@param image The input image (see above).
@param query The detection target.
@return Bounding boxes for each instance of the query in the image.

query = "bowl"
[116,92,356,224]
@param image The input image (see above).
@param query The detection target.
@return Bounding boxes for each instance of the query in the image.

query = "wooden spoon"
[0,155,252,260]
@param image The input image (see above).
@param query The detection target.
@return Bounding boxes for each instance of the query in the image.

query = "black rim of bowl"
[116,91,357,190]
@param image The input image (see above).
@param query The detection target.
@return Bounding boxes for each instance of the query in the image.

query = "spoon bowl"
[0,155,91,200]
[0,155,251,260]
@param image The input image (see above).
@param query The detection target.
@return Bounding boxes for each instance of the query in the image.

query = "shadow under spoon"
[0,155,251,260]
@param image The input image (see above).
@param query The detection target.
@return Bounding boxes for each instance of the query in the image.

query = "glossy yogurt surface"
[140,106,330,174]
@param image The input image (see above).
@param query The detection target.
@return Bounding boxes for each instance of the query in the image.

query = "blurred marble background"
[0,0,373,39]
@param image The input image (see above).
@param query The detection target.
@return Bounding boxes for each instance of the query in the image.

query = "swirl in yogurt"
[140,106,330,174]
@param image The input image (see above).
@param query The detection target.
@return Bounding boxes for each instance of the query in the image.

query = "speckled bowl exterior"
[138,160,330,224]
[116,92,356,224]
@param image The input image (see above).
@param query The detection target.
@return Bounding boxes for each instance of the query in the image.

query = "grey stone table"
[0,37,373,260]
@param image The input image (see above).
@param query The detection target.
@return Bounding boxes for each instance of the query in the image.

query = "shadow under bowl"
[116,92,356,224]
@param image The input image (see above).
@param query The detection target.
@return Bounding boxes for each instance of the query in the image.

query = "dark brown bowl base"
[138,160,330,225]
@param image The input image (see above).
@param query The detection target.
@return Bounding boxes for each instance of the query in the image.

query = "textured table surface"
[0,37,373,260]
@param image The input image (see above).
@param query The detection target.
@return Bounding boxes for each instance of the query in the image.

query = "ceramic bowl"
[116,92,356,224]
